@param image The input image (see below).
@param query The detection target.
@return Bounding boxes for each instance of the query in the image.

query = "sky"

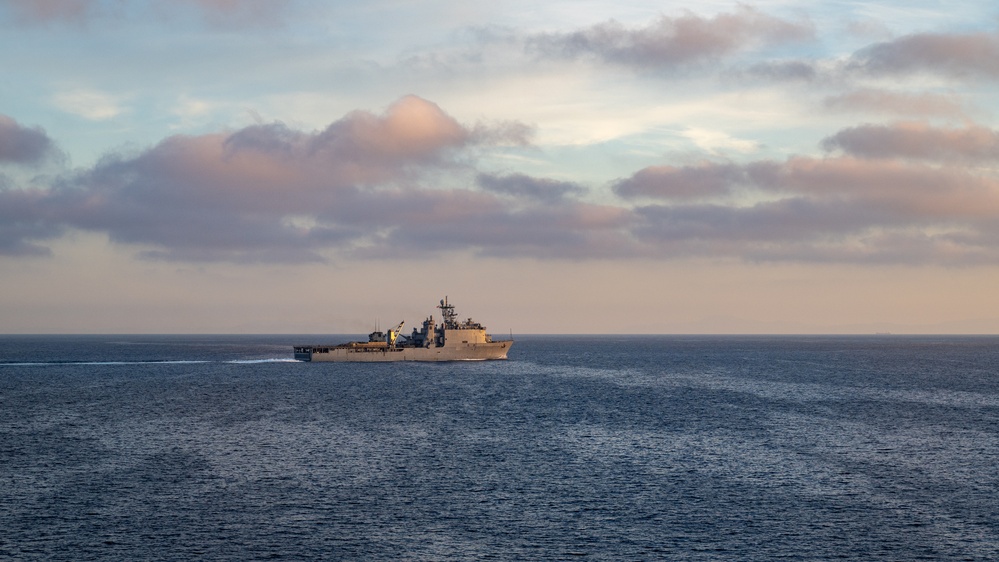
[2,0,999,334]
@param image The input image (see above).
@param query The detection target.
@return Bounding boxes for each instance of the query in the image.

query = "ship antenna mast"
[438,296,458,329]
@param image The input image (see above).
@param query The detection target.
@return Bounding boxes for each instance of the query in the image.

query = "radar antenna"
[437,296,458,329]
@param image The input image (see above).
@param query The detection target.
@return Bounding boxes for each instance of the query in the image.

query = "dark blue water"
[2,335,998,560]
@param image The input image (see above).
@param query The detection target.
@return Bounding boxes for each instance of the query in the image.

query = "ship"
[293,297,513,362]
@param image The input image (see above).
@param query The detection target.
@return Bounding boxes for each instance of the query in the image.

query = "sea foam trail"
[227,358,302,364]
[1,358,300,366]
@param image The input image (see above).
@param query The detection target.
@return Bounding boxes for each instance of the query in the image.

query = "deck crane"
[387,320,405,347]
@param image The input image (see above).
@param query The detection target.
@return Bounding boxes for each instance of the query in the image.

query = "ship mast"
[438,296,458,329]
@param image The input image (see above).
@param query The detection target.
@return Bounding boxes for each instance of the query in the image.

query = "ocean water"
[1,335,998,561]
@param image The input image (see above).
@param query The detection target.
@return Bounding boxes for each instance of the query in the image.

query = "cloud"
[1,0,293,27]
[0,115,58,164]
[0,96,531,261]
[178,0,293,27]
[5,97,999,266]
[614,154,999,263]
[2,0,94,24]
[632,197,877,247]
[613,163,747,200]
[822,89,967,118]
[822,122,999,163]
[476,172,585,203]
[743,60,817,81]
[699,155,999,220]
[528,7,814,69]
[851,30,999,79]
[681,128,761,155]
[367,196,635,260]
[631,199,998,265]
[757,156,999,220]
[0,187,63,257]
[51,89,127,120]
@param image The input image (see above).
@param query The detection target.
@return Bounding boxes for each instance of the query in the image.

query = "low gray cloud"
[1,0,293,27]
[613,154,999,264]
[822,122,999,162]
[822,89,967,118]
[613,154,993,213]
[0,187,63,257]
[743,60,817,81]
[528,7,814,69]
[612,163,752,200]
[369,198,635,260]
[0,115,57,165]
[850,30,999,79]
[477,172,585,203]
[629,196,997,265]
[633,197,880,248]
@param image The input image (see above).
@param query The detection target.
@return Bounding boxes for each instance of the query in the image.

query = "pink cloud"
[313,96,476,163]
[2,97,533,262]
[775,156,999,220]
[5,98,999,266]
[852,30,999,78]
[614,153,999,264]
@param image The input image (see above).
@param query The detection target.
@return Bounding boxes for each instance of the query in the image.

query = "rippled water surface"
[2,335,998,560]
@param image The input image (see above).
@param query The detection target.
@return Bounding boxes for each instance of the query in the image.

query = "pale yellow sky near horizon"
[3,233,996,334]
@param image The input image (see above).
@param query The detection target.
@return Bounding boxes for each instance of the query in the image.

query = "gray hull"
[296,341,512,362]
[294,297,510,363]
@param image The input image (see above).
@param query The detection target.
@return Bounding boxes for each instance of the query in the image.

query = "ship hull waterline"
[295,341,512,362]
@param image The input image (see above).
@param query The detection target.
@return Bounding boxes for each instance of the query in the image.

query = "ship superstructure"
[293,297,512,362]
